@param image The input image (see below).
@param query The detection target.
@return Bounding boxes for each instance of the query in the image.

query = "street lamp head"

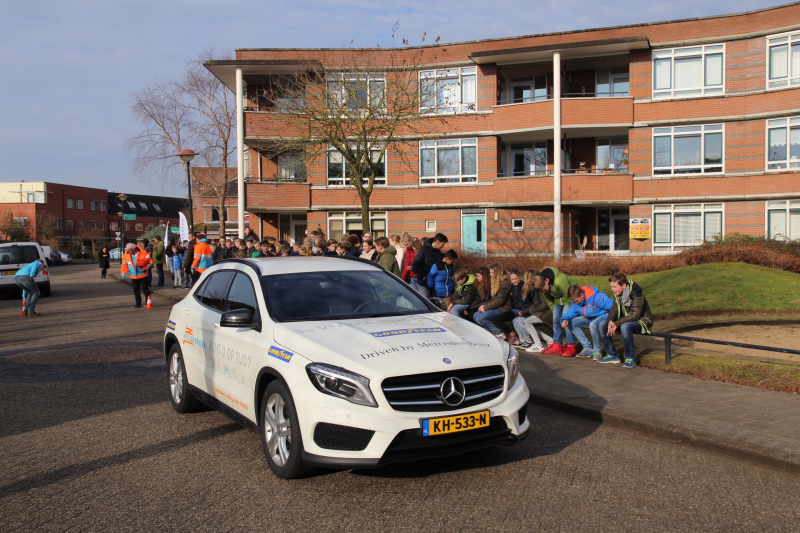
[178,149,196,163]
[118,193,128,202]
[117,211,123,217]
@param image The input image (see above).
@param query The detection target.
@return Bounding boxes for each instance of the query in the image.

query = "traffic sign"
[123,214,136,220]
[170,226,179,232]
[115,232,121,238]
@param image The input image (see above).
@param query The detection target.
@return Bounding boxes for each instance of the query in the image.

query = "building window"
[99,201,106,211]
[596,69,630,97]
[327,211,387,241]
[147,223,154,230]
[100,221,107,230]
[53,218,61,229]
[110,222,118,231]
[77,220,85,230]
[247,76,305,111]
[425,220,436,233]
[327,146,385,187]
[766,200,800,240]
[14,217,28,225]
[278,153,308,182]
[512,219,524,231]
[124,223,130,231]
[135,223,143,231]
[139,202,148,210]
[327,73,385,110]
[652,44,724,99]
[76,200,83,209]
[66,220,73,230]
[420,67,477,113]
[652,203,723,252]
[596,138,629,171]
[767,31,800,89]
[504,142,547,176]
[90,200,97,210]
[90,220,97,230]
[67,199,74,209]
[766,116,800,170]
[127,201,136,209]
[211,208,220,222]
[420,139,477,185]
[152,203,160,212]
[27,192,34,202]
[653,124,723,175]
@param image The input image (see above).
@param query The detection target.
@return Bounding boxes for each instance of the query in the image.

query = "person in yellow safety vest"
[121,242,153,308]
[191,235,213,285]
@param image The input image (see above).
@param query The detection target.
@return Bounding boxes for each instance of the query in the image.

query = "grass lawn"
[572,262,800,317]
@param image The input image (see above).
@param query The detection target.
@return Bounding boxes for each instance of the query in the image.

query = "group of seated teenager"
[446,265,654,369]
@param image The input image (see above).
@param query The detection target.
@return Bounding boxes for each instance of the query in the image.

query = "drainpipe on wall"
[553,52,562,260]
[236,66,245,239]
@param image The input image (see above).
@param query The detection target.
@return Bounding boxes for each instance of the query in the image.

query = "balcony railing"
[496,91,630,106]
[497,168,629,178]
[245,175,307,183]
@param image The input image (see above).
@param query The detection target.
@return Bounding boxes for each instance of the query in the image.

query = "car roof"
[221,256,383,276]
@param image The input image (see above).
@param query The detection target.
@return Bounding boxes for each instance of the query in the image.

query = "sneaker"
[511,338,522,346]
[28,311,42,317]
[541,343,563,355]
[508,334,519,345]
[576,348,594,358]
[495,333,506,340]
[591,351,602,361]
[561,344,578,358]
[526,344,542,353]
[622,357,636,369]
[598,355,621,364]
[519,341,532,349]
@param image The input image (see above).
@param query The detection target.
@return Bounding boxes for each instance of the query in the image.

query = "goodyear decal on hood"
[167,320,176,331]
[268,345,293,363]
[370,327,446,338]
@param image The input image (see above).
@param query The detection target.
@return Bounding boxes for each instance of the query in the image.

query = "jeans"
[173,269,183,288]
[15,275,39,312]
[552,304,575,345]
[474,309,504,335]
[491,310,520,335]
[570,315,606,352]
[520,315,554,348]
[415,281,430,299]
[512,316,531,343]
[156,263,165,286]
[450,304,469,318]
[131,276,151,306]
[602,321,644,359]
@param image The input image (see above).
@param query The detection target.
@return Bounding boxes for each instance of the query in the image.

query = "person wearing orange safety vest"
[121,242,153,308]
[191,236,213,284]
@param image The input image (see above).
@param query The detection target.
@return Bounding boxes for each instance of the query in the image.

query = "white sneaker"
[526,344,542,353]
[495,333,506,339]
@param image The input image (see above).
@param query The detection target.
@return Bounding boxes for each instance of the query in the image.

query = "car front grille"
[381,365,505,412]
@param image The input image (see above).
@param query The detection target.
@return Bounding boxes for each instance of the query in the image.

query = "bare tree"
[256,33,464,232]
[34,211,61,249]
[125,49,236,234]
[0,210,31,242]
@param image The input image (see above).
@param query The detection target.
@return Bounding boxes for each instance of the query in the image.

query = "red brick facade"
[218,3,800,253]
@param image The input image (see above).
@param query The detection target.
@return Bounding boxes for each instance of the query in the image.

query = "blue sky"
[0,0,779,197]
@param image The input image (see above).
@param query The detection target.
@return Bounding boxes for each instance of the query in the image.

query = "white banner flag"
[179,212,189,244]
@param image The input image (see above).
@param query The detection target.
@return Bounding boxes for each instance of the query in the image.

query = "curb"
[526,391,800,476]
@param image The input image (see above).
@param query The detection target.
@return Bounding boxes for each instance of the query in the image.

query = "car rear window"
[262,270,431,322]
[0,245,40,266]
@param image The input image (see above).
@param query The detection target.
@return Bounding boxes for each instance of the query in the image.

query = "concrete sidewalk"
[519,352,800,474]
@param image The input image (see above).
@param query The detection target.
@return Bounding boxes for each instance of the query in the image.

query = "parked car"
[109,247,123,261]
[54,251,73,264]
[0,242,51,296]
[41,246,55,266]
[163,256,529,479]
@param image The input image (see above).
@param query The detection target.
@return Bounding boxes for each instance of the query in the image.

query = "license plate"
[2,270,17,276]
[421,410,490,436]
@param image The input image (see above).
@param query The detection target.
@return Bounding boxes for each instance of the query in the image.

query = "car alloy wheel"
[264,392,292,467]
[167,345,201,413]
[169,352,184,404]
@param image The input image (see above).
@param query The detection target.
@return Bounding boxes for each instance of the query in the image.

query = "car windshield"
[263,270,433,322]
[0,245,39,266]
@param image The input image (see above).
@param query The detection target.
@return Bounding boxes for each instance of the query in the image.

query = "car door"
[178,274,213,387]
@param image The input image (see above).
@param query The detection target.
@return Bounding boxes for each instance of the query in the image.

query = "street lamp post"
[118,192,128,264]
[178,150,196,231]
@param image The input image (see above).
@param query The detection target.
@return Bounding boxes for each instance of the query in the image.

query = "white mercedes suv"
[163,256,530,479]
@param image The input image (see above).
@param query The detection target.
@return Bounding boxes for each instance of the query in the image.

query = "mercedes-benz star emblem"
[440,377,466,407]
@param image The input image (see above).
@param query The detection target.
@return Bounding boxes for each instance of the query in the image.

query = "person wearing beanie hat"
[121,242,153,308]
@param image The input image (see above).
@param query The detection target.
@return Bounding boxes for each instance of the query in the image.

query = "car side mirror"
[428,297,448,311]
[220,309,258,329]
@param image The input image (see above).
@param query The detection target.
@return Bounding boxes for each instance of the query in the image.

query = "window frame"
[652,203,725,253]
[76,200,83,209]
[765,116,800,171]
[766,30,800,90]
[425,220,436,233]
[512,218,524,231]
[596,137,629,171]
[90,200,97,211]
[419,66,478,114]
[326,73,386,112]
[419,138,478,185]
[65,220,73,230]
[277,153,308,183]
[327,145,386,188]
[765,200,800,241]
[652,44,725,100]
[66,199,74,209]
[652,124,724,176]
[327,211,388,241]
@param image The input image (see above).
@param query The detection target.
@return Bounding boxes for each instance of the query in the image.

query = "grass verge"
[639,352,800,394]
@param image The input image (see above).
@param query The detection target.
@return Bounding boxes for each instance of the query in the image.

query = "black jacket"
[183,240,195,270]
[411,241,442,280]
[508,282,527,311]
[98,250,110,269]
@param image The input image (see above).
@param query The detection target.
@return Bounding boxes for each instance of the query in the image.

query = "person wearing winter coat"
[402,238,419,283]
[448,269,477,317]
[152,236,166,287]
[473,263,511,338]
[410,233,447,298]
[599,273,655,369]
[488,270,532,340]
[170,245,184,288]
[191,235,213,284]
[426,250,458,298]
[561,285,615,359]
[534,266,579,357]
[359,240,378,261]
[511,270,554,352]
[374,237,401,277]
[183,235,196,288]
[98,247,110,279]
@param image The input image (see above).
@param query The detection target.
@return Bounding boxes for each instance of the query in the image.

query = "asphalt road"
[1,264,799,532]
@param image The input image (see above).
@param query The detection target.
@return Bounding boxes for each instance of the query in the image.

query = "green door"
[462,214,486,256]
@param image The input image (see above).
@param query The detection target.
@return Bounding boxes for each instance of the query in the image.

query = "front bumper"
[293,374,530,470]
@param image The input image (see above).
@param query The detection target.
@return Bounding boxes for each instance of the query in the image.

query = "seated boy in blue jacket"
[427,250,458,298]
[560,285,614,359]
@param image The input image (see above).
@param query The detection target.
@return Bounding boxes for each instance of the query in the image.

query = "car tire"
[168,344,202,413]
[41,282,51,298]
[260,380,315,479]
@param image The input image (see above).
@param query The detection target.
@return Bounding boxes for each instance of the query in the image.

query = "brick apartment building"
[0,181,186,248]
[205,2,800,255]
[190,167,245,239]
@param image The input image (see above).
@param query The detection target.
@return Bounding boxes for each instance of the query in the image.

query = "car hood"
[273,312,504,373]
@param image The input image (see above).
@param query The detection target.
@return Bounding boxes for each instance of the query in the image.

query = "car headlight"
[505,342,519,389]
[306,363,378,408]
